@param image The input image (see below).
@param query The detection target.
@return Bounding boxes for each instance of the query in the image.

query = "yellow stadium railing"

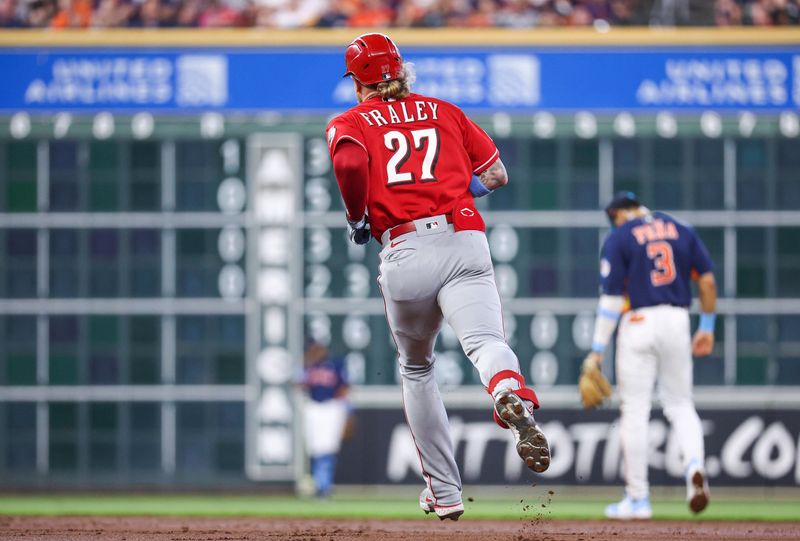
[0,27,798,47]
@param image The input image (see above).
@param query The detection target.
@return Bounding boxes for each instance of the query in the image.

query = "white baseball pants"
[378,223,522,507]
[615,304,705,500]
[304,397,348,457]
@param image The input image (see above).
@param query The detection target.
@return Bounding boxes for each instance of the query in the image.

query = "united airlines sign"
[0,47,795,112]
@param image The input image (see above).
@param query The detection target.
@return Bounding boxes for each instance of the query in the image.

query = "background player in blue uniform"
[582,192,717,519]
[301,340,351,498]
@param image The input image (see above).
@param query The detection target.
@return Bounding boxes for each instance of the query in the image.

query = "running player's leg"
[378,251,462,508]
[615,311,658,501]
[656,307,705,475]
[437,231,549,473]
[437,231,524,394]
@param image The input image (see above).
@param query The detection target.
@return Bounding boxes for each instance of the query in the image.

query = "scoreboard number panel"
[246,133,303,481]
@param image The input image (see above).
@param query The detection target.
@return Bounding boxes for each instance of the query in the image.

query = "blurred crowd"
[0,0,797,28]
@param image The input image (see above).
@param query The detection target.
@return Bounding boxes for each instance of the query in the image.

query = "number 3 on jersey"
[647,241,676,286]
[384,128,440,185]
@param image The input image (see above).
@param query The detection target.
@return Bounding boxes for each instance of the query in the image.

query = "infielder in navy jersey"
[584,192,717,519]
[301,341,350,498]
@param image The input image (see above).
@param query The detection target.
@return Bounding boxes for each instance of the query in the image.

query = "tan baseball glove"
[579,352,613,409]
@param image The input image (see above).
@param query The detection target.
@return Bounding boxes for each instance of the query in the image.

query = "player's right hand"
[691,330,714,357]
[347,215,371,245]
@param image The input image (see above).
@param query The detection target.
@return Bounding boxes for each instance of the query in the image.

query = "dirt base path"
[1,516,798,541]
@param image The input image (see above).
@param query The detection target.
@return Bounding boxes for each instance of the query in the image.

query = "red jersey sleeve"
[326,113,367,157]
[460,111,499,174]
[332,141,369,222]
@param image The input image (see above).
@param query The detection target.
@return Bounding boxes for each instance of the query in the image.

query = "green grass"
[0,493,798,521]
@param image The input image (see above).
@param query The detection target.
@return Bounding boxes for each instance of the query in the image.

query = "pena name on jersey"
[600,212,714,310]
[325,93,498,239]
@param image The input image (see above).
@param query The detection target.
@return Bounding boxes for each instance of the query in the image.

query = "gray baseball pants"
[378,219,522,506]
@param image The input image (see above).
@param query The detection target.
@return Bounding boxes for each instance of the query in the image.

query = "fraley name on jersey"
[358,100,440,127]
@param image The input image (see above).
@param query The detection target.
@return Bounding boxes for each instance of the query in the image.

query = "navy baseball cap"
[605,191,640,225]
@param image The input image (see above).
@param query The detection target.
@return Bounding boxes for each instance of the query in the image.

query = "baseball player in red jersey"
[326,33,550,521]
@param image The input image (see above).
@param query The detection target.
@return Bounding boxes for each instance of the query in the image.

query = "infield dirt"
[2,516,799,541]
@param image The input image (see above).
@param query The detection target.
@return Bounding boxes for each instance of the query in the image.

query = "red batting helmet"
[343,33,404,86]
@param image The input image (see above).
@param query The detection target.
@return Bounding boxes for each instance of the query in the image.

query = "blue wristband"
[469,175,492,198]
[597,307,621,321]
[591,341,606,353]
[699,313,716,333]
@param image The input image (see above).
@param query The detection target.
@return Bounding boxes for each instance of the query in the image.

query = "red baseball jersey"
[326,93,499,240]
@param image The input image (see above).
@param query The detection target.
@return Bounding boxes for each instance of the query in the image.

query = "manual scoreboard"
[1,110,799,484]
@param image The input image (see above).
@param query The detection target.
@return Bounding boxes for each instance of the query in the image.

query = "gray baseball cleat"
[494,390,550,473]
[686,466,710,514]
[419,488,464,521]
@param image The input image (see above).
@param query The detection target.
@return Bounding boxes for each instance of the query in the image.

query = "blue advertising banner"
[0,46,797,112]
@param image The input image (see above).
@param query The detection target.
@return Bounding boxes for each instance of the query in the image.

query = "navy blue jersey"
[599,212,713,309]
[304,357,348,402]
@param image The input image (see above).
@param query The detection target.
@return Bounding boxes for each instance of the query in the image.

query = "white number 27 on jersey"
[384,128,440,185]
